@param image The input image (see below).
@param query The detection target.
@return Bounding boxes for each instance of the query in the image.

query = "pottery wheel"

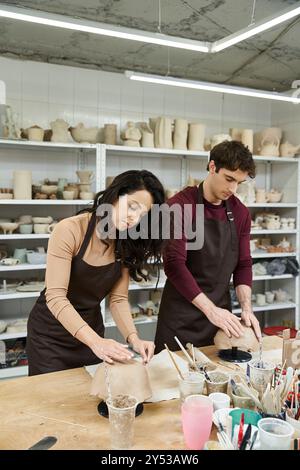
[97,401,144,418]
[218,346,252,363]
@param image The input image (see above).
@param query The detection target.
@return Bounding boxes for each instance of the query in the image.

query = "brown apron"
[27,213,122,375]
[155,183,239,353]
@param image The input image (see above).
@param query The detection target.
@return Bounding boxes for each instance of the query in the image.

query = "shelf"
[0,234,50,240]
[0,291,40,300]
[0,141,297,162]
[105,144,209,159]
[252,274,294,281]
[129,282,165,291]
[0,331,27,340]
[105,146,299,163]
[105,315,158,328]
[0,264,46,272]
[251,230,297,235]
[252,155,299,163]
[0,139,96,150]
[0,199,92,205]
[0,365,28,379]
[247,203,298,208]
[251,252,297,259]
[233,302,296,314]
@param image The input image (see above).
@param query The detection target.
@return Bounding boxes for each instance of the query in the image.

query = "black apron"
[27,213,122,375]
[155,183,239,352]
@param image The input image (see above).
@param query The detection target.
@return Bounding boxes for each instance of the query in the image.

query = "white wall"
[0,56,272,140]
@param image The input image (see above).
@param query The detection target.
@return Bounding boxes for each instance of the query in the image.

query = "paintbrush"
[174,336,195,367]
[276,359,287,386]
[164,343,184,380]
[240,424,252,451]
[249,430,258,450]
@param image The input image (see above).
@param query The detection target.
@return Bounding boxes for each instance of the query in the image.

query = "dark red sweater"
[163,185,252,302]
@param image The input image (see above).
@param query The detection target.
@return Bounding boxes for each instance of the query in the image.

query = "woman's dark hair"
[207,140,256,178]
[79,170,165,281]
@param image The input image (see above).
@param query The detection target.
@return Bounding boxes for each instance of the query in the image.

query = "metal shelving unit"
[1,140,299,379]
[0,139,99,380]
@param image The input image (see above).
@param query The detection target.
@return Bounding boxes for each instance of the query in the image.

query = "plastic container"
[258,417,294,450]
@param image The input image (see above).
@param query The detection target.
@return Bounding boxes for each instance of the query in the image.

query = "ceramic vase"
[13,171,32,199]
[188,123,206,151]
[173,119,188,150]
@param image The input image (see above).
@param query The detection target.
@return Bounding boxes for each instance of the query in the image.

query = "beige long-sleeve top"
[45,212,138,341]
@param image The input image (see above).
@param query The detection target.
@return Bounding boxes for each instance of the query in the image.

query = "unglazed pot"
[70,122,102,144]
[139,123,154,148]
[229,128,242,141]
[28,126,44,141]
[210,134,232,149]
[188,123,206,151]
[104,124,117,145]
[241,129,253,152]
[76,170,94,184]
[173,118,188,150]
[51,119,71,143]
[13,171,32,199]
[279,142,300,157]
[154,117,173,149]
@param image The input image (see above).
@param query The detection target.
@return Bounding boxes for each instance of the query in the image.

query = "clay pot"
[173,119,188,150]
[28,126,44,142]
[154,117,173,149]
[76,170,94,184]
[0,222,19,235]
[229,128,242,141]
[266,190,283,203]
[51,119,71,143]
[104,124,117,145]
[241,129,253,152]
[138,123,154,148]
[69,122,101,144]
[210,134,232,149]
[214,322,259,352]
[279,142,300,158]
[13,171,32,200]
[188,123,206,151]
[40,185,57,196]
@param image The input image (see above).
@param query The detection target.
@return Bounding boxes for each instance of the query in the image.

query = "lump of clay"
[214,322,259,352]
[90,359,152,403]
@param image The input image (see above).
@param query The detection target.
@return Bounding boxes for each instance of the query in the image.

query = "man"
[155,140,261,353]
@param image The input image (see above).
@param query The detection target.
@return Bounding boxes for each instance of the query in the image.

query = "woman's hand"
[90,337,134,364]
[128,333,155,364]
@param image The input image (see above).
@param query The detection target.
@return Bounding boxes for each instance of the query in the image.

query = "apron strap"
[77,212,97,259]
[198,182,238,252]
[225,199,239,252]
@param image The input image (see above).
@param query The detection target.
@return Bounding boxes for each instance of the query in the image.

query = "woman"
[27,170,165,375]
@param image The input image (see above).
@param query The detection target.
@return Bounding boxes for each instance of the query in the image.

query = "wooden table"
[0,336,282,450]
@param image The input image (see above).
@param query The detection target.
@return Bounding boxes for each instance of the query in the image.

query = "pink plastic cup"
[181,394,213,450]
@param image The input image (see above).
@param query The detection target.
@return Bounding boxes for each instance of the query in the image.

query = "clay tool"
[249,430,258,450]
[237,412,245,450]
[164,343,184,380]
[174,336,194,367]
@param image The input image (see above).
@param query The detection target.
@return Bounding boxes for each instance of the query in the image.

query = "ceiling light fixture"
[125,71,300,104]
[0,3,299,53]
[211,3,300,52]
[0,4,210,52]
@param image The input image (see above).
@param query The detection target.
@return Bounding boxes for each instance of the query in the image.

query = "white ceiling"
[0,0,299,91]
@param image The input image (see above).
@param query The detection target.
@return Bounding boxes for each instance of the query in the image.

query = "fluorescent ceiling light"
[0,3,299,53]
[0,4,210,52]
[125,71,300,104]
[212,3,300,52]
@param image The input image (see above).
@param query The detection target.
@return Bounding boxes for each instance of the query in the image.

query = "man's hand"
[241,310,262,339]
[205,306,245,338]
